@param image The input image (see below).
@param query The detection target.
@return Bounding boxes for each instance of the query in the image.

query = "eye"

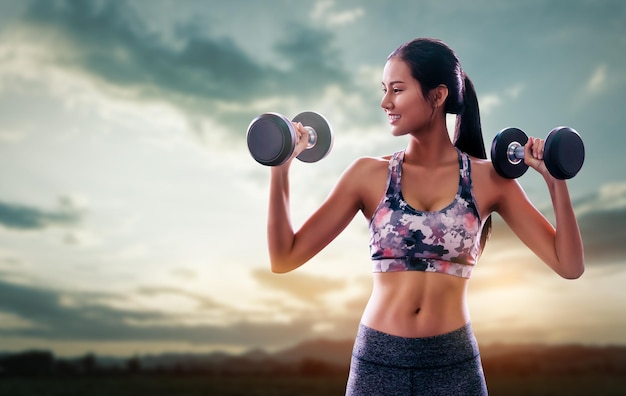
[382,87,402,94]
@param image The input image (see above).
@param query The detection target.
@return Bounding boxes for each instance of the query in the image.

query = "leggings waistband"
[352,322,480,370]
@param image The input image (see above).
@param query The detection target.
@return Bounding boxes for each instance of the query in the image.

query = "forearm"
[267,164,298,273]
[545,176,585,278]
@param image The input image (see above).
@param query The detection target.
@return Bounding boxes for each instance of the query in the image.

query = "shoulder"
[467,156,496,178]
[343,155,392,176]
[337,155,394,217]
[335,155,392,194]
[466,154,524,212]
[467,155,512,186]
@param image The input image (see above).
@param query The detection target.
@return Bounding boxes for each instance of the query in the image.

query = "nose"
[381,92,393,111]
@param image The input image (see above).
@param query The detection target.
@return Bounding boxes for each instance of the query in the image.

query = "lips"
[388,114,400,124]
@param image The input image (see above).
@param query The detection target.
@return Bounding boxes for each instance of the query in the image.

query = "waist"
[361,271,469,338]
[352,322,479,369]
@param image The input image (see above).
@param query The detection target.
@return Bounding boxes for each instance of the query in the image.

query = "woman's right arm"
[267,125,366,273]
[267,162,300,272]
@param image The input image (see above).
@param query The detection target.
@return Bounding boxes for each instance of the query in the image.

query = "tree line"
[2,344,626,378]
[0,350,344,377]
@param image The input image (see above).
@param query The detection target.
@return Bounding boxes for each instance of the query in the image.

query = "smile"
[388,114,400,123]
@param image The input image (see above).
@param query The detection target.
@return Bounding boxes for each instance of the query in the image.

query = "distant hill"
[274,338,354,366]
[480,343,626,375]
[2,340,626,377]
[133,338,354,373]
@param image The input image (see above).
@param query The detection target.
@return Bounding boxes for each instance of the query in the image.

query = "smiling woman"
[263,37,584,395]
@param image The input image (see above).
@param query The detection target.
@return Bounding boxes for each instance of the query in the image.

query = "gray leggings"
[346,323,488,396]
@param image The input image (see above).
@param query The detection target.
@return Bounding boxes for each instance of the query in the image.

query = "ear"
[431,84,449,108]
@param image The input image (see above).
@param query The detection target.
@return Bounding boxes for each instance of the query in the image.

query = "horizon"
[0,0,625,358]
[3,336,626,361]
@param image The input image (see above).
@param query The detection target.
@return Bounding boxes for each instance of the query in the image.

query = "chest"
[400,163,460,212]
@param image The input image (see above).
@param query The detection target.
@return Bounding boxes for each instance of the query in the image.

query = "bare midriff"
[360,271,470,338]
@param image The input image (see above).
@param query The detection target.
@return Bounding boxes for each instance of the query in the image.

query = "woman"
[267,38,584,395]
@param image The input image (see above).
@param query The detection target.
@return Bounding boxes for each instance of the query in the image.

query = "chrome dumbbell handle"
[303,126,318,149]
[506,141,526,165]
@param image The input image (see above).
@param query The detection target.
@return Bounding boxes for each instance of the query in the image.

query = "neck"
[404,123,457,166]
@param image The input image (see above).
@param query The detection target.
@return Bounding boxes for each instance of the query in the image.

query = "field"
[3,343,626,395]
[1,374,626,396]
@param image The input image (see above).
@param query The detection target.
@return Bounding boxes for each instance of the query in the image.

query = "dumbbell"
[246,111,333,166]
[490,126,585,179]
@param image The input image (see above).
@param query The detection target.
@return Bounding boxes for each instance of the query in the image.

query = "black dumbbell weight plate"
[490,127,529,179]
[246,113,295,166]
[544,127,585,180]
[292,111,333,163]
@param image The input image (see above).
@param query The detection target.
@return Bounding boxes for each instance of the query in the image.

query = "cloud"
[136,286,224,311]
[0,198,82,230]
[479,94,501,115]
[251,268,346,304]
[585,64,607,94]
[505,83,525,99]
[484,181,626,269]
[311,1,365,27]
[574,182,626,216]
[0,277,353,348]
[19,1,266,96]
[0,129,27,143]
[0,278,158,340]
[479,83,524,115]
[572,184,626,264]
[13,0,354,138]
[170,268,198,281]
[577,210,626,265]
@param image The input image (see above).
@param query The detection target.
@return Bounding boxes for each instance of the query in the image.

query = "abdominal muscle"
[360,271,470,338]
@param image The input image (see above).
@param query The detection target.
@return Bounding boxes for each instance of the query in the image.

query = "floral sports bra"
[369,150,483,279]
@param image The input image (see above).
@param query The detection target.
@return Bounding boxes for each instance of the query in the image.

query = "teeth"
[389,114,400,120]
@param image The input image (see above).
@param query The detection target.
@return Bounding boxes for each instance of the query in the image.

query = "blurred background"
[0,0,625,384]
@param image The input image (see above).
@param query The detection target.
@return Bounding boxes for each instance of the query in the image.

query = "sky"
[0,0,625,357]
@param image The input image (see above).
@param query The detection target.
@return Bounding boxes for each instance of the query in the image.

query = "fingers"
[292,122,309,156]
[293,122,305,143]
[525,136,544,160]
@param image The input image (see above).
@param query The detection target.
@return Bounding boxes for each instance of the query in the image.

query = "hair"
[387,38,491,251]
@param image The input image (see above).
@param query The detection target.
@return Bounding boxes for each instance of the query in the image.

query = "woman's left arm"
[494,137,585,279]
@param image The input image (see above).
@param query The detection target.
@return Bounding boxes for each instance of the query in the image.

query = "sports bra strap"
[386,149,471,196]
[385,151,404,196]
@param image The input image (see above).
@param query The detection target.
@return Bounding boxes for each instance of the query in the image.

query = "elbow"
[560,264,585,280]
[270,264,290,274]
[563,269,584,280]
[269,249,308,273]
[270,258,299,274]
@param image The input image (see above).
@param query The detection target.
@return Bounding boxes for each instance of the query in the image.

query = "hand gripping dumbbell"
[490,126,585,179]
[246,111,333,166]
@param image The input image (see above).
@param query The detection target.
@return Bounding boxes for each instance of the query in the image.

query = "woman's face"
[381,58,433,137]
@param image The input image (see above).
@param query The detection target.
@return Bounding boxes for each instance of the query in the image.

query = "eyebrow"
[381,80,405,86]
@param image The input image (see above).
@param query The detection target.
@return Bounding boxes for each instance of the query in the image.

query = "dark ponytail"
[454,75,486,159]
[454,73,492,253]
[389,38,491,252]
